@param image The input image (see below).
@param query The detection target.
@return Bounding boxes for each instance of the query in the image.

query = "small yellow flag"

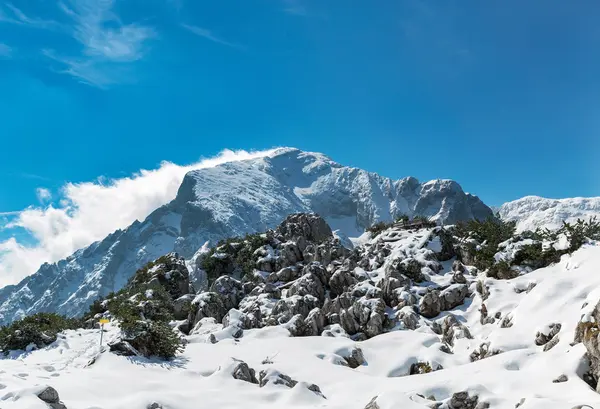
[99,318,109,324]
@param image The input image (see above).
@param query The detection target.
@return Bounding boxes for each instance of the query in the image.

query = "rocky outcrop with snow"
[3,213,600,408]
[0,148,492,325]
[500,195,600,232]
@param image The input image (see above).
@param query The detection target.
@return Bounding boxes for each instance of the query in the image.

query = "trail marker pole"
[99,318,109,348]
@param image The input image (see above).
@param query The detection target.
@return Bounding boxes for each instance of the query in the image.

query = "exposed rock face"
[275,213,333,244]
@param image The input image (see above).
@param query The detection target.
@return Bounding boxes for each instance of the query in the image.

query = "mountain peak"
[0,149,493,324]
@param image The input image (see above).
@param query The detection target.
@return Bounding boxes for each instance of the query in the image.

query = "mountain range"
[0,147,597,325]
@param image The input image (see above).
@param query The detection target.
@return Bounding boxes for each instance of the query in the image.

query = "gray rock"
[231,359,258,384]
[364,396,380,409]
[275,213,333,244]
[544,335,560,352]
[419,290,442,318]
[210,276,243,311]
[449,391,478,409]
[285,314,308,337]
[535,323,561,346]
[397,307,420,330]
[329,269,358,298]
[287,263,327,302]
[440,284,469,310]
[553,374,568,383]
[343,347,366,368]
[304,308,326,336]
[37,386,67,409]
[173,294,195,321]
[439,314,472,346]
[188,292,228,325]
[452,272,467,284]
[379,262,411,307]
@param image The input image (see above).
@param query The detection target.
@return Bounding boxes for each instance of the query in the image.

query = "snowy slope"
[0,148,492,324]
[500,195,600,232]
[2,238,600,408]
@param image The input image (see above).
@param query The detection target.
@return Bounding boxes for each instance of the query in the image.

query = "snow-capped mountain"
[0,148,492,325]
[500,195,600,232]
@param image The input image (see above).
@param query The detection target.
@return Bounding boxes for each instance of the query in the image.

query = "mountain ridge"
[0,147,493,325]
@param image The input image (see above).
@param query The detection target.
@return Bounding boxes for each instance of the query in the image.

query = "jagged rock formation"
[0,148,493,325]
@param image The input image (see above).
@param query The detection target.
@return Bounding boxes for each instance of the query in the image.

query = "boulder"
[440,284,469,310]
[287,263,328,303]
[535,323,561,346]
[419,290,442,318]
[258,369,325,398]
[188,292,228,325]
[342,346,366,368]
[329,269,358,298]
[275,213,333,244]
[231,359,258,384]
[304,308,326,336]
[37,386,67,409]
[449,391,478,409]
[173,294,195,321]
[439,314,472,346]
[210,276,244,311]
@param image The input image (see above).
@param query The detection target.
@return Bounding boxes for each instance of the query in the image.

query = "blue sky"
[1,1,599,214]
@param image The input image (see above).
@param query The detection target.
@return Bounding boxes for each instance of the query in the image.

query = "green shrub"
[512,243,563,269]
[453,218,516,270]
[366,221,393,237]
[0,313,81,354]
[121,319,184,359]
[201,233,270,282]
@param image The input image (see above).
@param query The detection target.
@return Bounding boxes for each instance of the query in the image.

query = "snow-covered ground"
[3,242,600,408]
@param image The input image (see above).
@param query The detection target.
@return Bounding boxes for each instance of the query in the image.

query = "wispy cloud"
[0,3,61,29]
[282,0,307,16]
[182,23,244,50]
[0,43,12,57]
[0,211,21,217]
[16,173,53,182]
[37,0,156,87]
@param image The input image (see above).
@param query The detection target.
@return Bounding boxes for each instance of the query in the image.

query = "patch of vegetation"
[0,313,81,354]
[81,265,184,358]
[201,233,270,283]
[512,242,562,270]
[453,217,516,270]
[366,221,393,237]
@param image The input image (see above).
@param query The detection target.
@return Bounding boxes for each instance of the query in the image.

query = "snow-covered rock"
[0,148,492,325]
[500,195,600,232]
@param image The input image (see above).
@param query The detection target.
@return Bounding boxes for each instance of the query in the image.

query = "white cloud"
[0,3,61,29]
[0,149,276,288]
[0,43,12,57]
[182,24,244,50]
[43,0,155,87]
[36,188,52,203]
[282,0,307,16]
